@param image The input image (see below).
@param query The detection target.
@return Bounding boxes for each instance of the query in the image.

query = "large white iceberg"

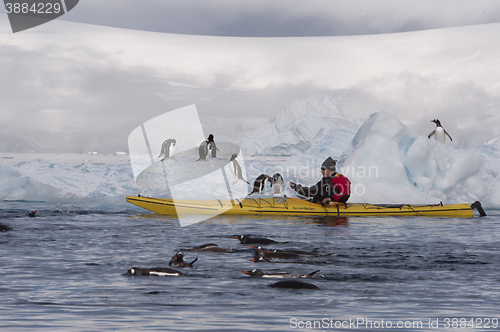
[338,111,494,206]
[240,93,360,156]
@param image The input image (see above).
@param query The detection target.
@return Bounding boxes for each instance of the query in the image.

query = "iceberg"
[0,159,139,203]
[338,112,496,207]
[240,93,360,156]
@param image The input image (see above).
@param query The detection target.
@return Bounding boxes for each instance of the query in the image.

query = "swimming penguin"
[168,251,198,268]
[158,138,176,160]
[234,235,279,245]
[242,269,320,279]
[249,256,272,263]
[249,245,299,259]
[249,174,273,195]
[270,248,318,256]
[229,154,249,185]
[126,267,186,277]
[181,243,235,253]
[428,119,452,144]
[0,224,13,232]
[272,173,284,194]
[28,210,37,217]
[268,280,319,290]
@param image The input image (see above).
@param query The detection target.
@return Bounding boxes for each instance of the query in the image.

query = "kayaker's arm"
[291,182,322,198]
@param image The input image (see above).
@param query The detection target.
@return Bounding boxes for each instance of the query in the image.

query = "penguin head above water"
[242,269,264,277]
[169,251,184,265]
[234,234,246,242]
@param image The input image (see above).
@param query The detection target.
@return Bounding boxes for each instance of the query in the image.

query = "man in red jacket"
[290,157,351,205]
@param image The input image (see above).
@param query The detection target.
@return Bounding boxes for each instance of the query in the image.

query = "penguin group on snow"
[125,234,322,290]
[155,133,289,191]
[156,134,219,162]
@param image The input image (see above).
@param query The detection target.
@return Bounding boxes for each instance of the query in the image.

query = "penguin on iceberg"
[158,139,176,160]
[229,154,249,185]
[428,119,452,144]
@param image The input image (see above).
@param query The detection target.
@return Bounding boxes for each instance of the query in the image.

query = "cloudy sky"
[57,0,500,36]
[1,0,500,153]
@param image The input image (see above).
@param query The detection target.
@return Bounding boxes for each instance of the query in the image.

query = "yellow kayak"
[126,196,486,218]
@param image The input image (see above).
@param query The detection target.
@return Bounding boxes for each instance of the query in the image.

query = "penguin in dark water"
[249,256,272,263]
[28,210,37,217]
[126,267,186,276]
[181,243,235,253]
[0,224,13,232]
[229,154,249,185]
[158,138,176,160]
[272,173,284,194]
[242,269,320,279]
[168,251,198,268]
[250,245,299,259]
[428,119,452,144]
[249,174,273,195]
[270,248,318,256]
[268,280,319,290]
[234,234,279,245]
[250,245,317,258]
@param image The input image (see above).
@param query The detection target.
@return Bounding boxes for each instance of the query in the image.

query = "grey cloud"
[50,0,500,37]
[0,37,329,152]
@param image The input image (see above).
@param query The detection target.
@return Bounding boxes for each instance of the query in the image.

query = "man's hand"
[322,197,332,205]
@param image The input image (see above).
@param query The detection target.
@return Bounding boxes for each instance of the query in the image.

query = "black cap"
[321,157,337,171]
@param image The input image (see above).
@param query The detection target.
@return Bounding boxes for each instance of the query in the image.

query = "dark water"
[1,202,499,331]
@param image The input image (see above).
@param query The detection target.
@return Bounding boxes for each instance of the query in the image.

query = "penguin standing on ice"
[197,141,209,161]
[158,138,176,161]
[229,154,249,185]
[196,134,218,161]
[428,119,452,144]
[207,134,218,158]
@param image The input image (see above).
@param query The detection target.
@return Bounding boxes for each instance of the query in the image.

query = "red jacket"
[330,173,351,203]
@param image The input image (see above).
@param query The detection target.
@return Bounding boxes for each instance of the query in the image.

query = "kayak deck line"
[126,196,485,218]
